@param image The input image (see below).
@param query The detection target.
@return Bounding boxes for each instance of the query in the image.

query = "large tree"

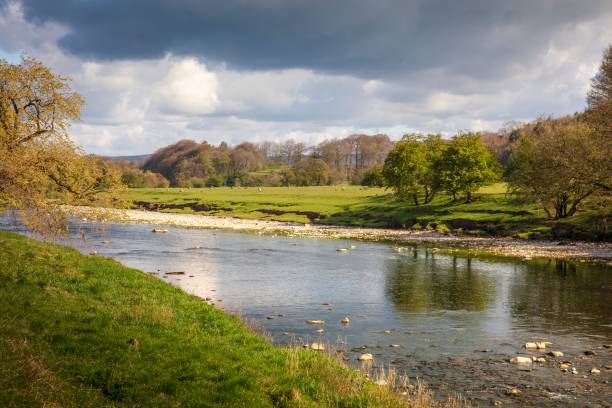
[382,134,443,205]
[507,118,608,219]
[437,133,500,201]
[0,57,122,233]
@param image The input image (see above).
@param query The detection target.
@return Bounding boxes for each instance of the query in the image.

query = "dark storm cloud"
[19,0,612,79]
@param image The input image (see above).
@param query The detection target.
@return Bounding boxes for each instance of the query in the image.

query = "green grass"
[122,183,609,240]
[0,231,406,407]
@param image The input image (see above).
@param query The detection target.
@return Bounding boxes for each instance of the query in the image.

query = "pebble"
[590,368,601,374]
[341,317,350,325]
[505,387,522,396]
[383,330,392,334]
[358,353,374,361]
[559,363,571,369]
[571,367,578,375]
[310,342,325,351]
[266,316,276,320]
[390,344,401,348]
[584,350,597,356]
[374,379,387,386]
[306,319,324,325]
[548,351,564,357]
[510,356,533,365]
[317,329,324,334]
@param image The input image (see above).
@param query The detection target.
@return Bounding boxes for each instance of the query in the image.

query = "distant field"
[121,183,607,240]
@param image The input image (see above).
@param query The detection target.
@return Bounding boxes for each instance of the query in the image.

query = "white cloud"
[2,1,611,156]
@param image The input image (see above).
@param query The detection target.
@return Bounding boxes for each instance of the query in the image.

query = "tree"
[0,57,122,234]
[382,134,442,204]
[587,45,612,110]
[507,118,610,219]
[284,158,330,186]
[437,133,500,201]
[361,165,385,187]
[382,136,428,204]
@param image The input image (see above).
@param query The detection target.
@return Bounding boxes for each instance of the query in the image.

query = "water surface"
[3,217,611,406]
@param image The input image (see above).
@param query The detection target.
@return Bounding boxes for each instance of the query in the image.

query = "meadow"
[122,183,605,240]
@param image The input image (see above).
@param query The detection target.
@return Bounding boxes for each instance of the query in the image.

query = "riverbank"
[0,231,417,407]
[66,206,612,261]
[122,185,610,241]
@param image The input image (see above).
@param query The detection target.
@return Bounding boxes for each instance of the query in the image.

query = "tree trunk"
[413,194,419,206]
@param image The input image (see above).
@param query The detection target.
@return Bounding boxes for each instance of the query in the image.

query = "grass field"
[122,183,608,240]
[0,231,412,407]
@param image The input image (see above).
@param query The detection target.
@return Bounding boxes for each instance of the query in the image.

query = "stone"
[317,329,324,334]
[548,351,564,357]
[533,357,546,363]
[584,350,597,356]
[571,367,578,375]
[310,342,325,351]
[89,250,97,256]
[390,344,401,348]
[152,228,169,233]
[306,319,324,325]
[282,332,291,336]
[383,330,392,334]
[341,317,350,325]
[266,316,276,320]
[165,271,185,275]
[374,379,387,386]
[559,363,571,369]
[590,368,601,374]
[505,388,522,396]
[510,356,533,365]
[525,342,538,350]
[359,353,374,361]
[603,344,612,349]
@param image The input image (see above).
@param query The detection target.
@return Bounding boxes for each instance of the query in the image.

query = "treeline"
[123,134,394,188]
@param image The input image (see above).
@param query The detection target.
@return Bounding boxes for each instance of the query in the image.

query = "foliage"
[284,158,330,186]
[507,119,610,219]
[361,165,385,187]
[0,57,123,234]
[383,135,430,204]
[437,133,501,201]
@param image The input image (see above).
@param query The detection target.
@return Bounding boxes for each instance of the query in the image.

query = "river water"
[3,217,611,407]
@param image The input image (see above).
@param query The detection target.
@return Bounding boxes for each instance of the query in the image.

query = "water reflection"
[509,259,612,337]
[385,253,496,313]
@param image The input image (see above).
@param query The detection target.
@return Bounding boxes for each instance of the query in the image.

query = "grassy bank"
[0,231,409,407]
[122,184,608,240]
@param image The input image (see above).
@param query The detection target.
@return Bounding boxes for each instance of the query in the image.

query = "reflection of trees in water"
[509,260,612,336]
[385,254,496,313]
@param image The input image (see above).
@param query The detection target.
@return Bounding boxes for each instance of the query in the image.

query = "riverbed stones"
[532,357,546,363]
[548,351,564,357]
[510,356,533,365]
[525,341,548,350]
[310,342,325,351]
[505,387,522,396]
[559,363,571,370]
[358,353,373,361]
[590,368,601,374]
[306,319,324,325]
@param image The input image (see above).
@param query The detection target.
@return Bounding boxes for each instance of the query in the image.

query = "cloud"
[2,1,611,155]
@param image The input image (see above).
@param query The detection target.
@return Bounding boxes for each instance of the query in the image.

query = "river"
[2,216,611,407]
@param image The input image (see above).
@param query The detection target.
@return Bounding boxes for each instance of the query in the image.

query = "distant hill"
[106,154,151,165]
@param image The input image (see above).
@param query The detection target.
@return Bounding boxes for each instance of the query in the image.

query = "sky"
[1,0,611,156]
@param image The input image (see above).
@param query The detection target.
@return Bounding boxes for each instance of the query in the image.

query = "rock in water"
[306,319,325,325]
[310,342,325,351]
[510,356,533,365]
[341,317,350,325]
[525,342,538,350]
[152,228,169,233]
[548,351,564,357]
[359,353,374,361]
[590,368,601,374]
